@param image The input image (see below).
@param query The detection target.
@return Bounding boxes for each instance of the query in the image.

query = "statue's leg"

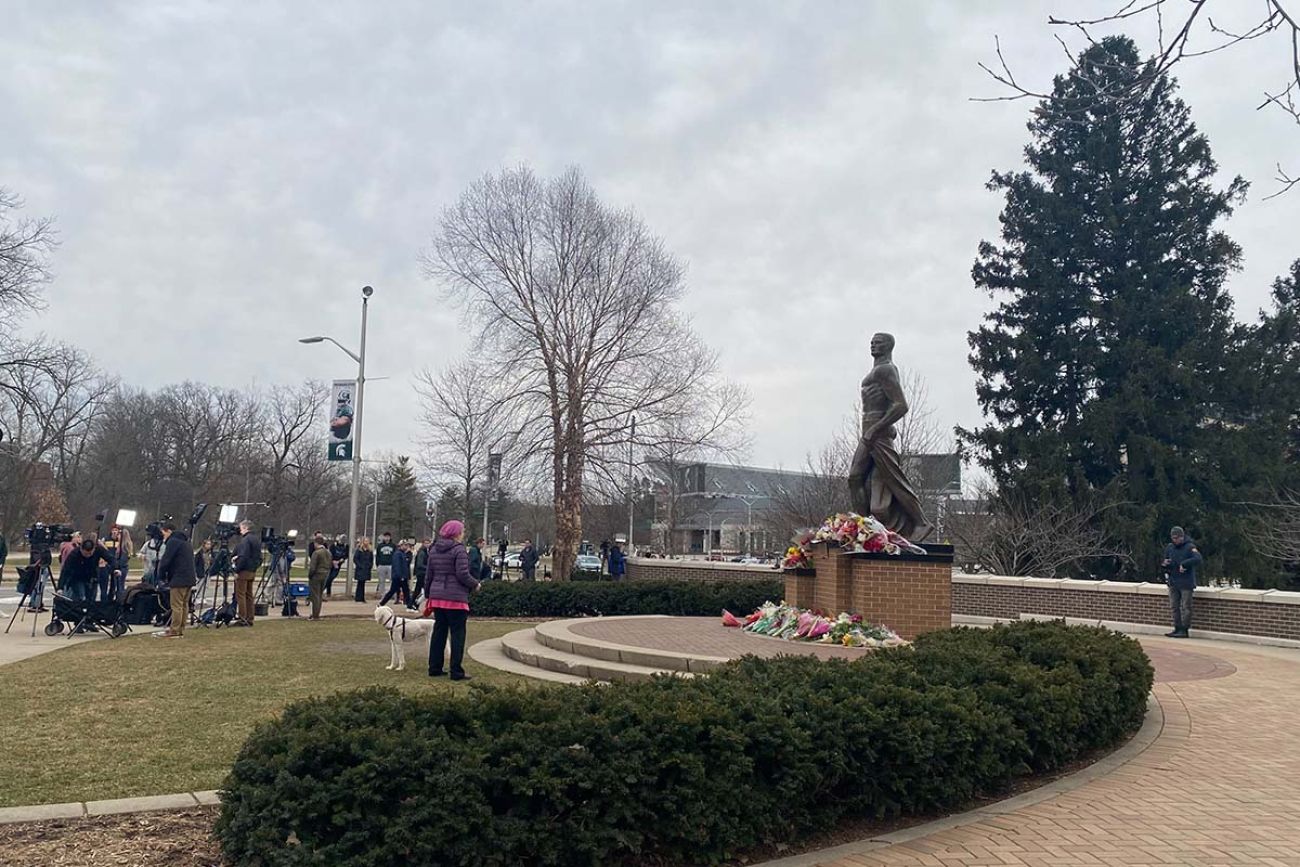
[847,438,873,515]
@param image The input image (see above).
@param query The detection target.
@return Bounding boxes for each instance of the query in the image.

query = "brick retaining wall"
[625,558,778,584]
[955,575,1300,642]
[628,559,1300,644]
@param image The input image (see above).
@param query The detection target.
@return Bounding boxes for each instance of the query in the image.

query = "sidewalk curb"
[0,791,222,825]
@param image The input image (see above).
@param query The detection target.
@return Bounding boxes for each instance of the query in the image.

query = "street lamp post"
[627,414,636,553]
[299,284,372,597]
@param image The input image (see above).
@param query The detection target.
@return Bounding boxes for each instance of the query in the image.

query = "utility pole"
[627,414,636,551]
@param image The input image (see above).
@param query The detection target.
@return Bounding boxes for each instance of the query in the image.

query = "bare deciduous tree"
[946,486,1130,577]
[0,344,115,538]
[414,359,519,526]
[1246,490,1300,562]
[980,1,1300,197]
[0,189,55,327]
[425,166,746,579]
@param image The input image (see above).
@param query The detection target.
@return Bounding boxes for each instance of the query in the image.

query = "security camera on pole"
[299,285,372,598]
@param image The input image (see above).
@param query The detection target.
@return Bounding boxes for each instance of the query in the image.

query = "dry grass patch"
[0,618,532,807]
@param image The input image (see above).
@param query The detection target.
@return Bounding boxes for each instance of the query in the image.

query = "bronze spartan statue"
[848,332,934,542]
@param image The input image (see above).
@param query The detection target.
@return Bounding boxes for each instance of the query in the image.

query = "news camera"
[261,527,297,555]
[144,517,172,543]
[24,522,75,548]
[213,521,241,542]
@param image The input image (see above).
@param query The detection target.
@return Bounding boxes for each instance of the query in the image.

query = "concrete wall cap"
[1058,579,1101,592]
[1136,582,1171,596]
[1213,587,1273,601]
[1260,590,1300,606]
[626,557,774,573]
[952,573,987,585]
[982,575,1026,587]
[1021,577,1065,589]
[1097,581,1140,594]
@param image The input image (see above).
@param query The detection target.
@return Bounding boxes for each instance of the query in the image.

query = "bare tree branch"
[979,1,1300,196]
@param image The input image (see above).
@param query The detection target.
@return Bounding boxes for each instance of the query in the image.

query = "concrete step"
[466,634,589,685]
[498,628,690,683]
[533,617,730,674]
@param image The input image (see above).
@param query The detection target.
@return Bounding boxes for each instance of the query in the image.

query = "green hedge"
[216,622,1152,866]
[471,578,785,618]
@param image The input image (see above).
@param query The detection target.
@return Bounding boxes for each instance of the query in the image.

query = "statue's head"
[870,332,895,358]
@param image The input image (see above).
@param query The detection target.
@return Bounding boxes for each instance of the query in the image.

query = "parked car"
[575,554,603,574]
[493,552,523,569]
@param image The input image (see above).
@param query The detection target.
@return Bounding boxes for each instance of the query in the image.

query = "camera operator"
[59,536,119,604]
[326,534,348,597]
[154,521,195,638]
[231,519,262,626]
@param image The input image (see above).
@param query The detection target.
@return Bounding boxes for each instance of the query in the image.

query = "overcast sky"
[5,1,1297,479]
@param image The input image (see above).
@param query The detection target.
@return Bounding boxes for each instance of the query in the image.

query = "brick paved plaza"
[795,637,1300,867]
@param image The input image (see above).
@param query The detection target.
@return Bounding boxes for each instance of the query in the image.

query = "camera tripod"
[4,559,53,638]
[194,540,237,627]
[255,545,298,617]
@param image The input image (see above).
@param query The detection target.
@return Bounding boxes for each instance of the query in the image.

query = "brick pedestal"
[785,543,953,640]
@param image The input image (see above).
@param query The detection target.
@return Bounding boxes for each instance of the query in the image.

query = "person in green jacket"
[307,533,333,620]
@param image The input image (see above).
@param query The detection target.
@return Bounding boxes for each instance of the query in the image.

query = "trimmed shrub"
[216,621,1152,866]
[471,578,784,618]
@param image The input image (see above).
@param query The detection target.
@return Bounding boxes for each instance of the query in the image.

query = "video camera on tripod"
[23,522,74,564]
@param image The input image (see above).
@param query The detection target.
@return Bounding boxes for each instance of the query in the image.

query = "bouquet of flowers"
[721,601,906,648]
[780,545,812,570]
[812,512,927,556]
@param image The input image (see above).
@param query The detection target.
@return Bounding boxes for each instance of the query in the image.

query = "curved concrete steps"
[477,618,728,683]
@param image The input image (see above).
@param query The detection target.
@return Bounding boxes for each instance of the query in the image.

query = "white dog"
[374,605,435,671]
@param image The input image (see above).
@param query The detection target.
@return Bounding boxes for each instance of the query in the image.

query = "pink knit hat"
[438,519,465,539]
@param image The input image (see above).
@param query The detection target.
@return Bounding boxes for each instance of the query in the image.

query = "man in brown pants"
[231,519,263,626]
[307,532,332,620]
[155,522,196,638]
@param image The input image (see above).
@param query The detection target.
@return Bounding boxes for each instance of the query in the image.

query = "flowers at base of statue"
[720,601,907,648]
[780,545,812,570]
[811,512,927,557]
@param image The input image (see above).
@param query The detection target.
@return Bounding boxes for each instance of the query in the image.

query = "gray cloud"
[4,0,1295,473]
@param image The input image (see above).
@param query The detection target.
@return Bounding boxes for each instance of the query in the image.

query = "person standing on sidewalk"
[411,538,430,606]
[353,537,374,602]
[1162,526,1202,638]
[231,520,263,627]
[154,522,195,638]
[520,539,538,582]
[326,534,348,597]
[0,532,8,589]
[307,532,332,620]
[374,532,396,599]
[425,520,480,681]
[380,539,414,608]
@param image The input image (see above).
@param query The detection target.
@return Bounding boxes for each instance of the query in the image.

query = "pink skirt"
[424,599,470,615]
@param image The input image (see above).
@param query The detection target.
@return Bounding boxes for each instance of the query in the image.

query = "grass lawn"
[0,618,535,807]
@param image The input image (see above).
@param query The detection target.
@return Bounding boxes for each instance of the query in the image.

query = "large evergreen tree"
[376,456,424,539]
[961,36,1261,580]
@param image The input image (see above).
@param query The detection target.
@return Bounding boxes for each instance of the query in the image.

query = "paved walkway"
[776,636,1300,867]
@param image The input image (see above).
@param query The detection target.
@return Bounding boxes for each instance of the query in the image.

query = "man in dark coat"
[520,539,539,582]
[1162,526,1203,638]
[155,522,196,638]
[58,537,119,603]
[231,520,263,626]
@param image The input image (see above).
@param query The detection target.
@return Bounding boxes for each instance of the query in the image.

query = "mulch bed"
[0,808,221,866]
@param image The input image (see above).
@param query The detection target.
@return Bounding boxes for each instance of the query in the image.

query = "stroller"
[44,592,131,638]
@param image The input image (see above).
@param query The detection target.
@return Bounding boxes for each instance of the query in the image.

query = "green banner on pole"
[328,379,356,461]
